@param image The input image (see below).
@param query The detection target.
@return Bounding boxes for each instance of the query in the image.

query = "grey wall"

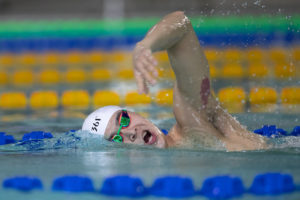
[0,0,299,19]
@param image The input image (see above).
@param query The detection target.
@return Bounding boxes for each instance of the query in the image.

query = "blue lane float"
[0,132,16,145]
[100,175,147,198]
[2,176,43,191]
[52,175,95,193]
[291,126,300,136]
[249,173,295,195]
[200,175,245,199]
[22,131,53,141]
[1,173,299,198]
[253,125,300,138]
[254,125,288,138]
[150,176,195,198]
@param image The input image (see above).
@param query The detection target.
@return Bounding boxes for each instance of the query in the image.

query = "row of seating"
[0,63,298,86]
[0,47,299,67]
[0,87,298,111]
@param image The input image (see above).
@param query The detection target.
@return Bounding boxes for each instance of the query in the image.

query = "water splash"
[0,131,113,152]
[268,136,300,152]
[0,128,299,153]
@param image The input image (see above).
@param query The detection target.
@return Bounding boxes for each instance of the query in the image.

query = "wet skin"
[104,111,167,148]
[102,11,267,151]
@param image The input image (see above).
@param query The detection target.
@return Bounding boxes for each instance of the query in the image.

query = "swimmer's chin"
[153,128,168,148]
[152,134,167,148]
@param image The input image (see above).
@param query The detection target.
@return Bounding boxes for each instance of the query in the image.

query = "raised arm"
[133,11,213,114]
[133,11,268,150]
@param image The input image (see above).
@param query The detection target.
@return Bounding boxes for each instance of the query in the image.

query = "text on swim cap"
[91,117,101,132]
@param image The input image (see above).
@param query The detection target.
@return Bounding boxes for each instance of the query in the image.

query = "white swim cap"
[82,106,122,135]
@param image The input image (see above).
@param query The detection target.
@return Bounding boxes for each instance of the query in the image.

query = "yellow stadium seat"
[86,51,104,64]
[64,52,83,64]
[210,65,218,78]
[249,87,277,112]
[0,71,8,85]
[155,52,169,62]
[30,91,58,109]
[224,48,243,63]
[157,68,164,78]
[125,91,151,105]
[221,64,244,78]
[274,63,296,78]
[39,69,60,84]
[292,48,300,61]
[19,53,37,66]
[248,63,269,78]
[0,54,14,67]
[42,53,60,65]
[93,90,120,107]
[91,68,112,81]
[281,87,300,105]
[117,69,134,80]
[111,51,127,63]
[280,87,300,112]
[204,49,218,63]
[65,69,87,83]
[156,89,173,106]
[0,92,27,109]
[218,87,246,113]
[61,90,90,109]
[269,48,286,64]
[12,70,34,86]
[157,68,175,79]
[246,48,264,62]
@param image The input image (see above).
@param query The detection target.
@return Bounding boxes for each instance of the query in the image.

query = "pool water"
[0,108,299,200]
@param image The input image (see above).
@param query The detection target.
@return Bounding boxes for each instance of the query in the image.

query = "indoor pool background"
[1,1,300,199]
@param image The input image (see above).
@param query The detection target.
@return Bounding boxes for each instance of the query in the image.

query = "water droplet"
[242,2,247,8]
[254,0,261,6]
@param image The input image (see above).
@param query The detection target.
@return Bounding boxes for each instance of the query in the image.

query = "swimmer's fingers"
[134,70,148,94]
[141,57,158,79]
[135,60,156,85]
[134,47,158,77]
[143,80,149,94]
[143,48,158,67]
[144,54,158,77]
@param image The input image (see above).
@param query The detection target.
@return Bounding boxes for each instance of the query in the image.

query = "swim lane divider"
[2,173,300,198]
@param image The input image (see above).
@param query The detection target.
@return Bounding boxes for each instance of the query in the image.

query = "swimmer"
[82,11,267,151]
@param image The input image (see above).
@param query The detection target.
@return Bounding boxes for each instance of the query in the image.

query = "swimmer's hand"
[133,43,158,94]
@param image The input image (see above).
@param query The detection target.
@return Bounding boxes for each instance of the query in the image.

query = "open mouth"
[142,130,157,145]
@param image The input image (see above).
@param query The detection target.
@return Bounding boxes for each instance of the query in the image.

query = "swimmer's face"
[104,111,167,148]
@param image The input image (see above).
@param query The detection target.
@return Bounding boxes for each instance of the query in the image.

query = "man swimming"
[82,11,267,151]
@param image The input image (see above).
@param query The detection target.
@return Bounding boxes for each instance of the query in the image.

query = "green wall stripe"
[0,15,298,38]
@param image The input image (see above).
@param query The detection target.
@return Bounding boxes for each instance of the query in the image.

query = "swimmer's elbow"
[171,11,186,18]
[169,11,191,26]
[170,11,186,18]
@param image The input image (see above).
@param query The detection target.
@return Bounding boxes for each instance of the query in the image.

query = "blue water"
[0,108,299,200]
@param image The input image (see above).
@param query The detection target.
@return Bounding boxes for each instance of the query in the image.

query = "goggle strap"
[116,125,122,135]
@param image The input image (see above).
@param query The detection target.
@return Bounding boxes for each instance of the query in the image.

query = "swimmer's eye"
[110,133,124,143]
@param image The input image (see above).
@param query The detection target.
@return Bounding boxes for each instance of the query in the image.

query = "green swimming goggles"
[112,110,130,143]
